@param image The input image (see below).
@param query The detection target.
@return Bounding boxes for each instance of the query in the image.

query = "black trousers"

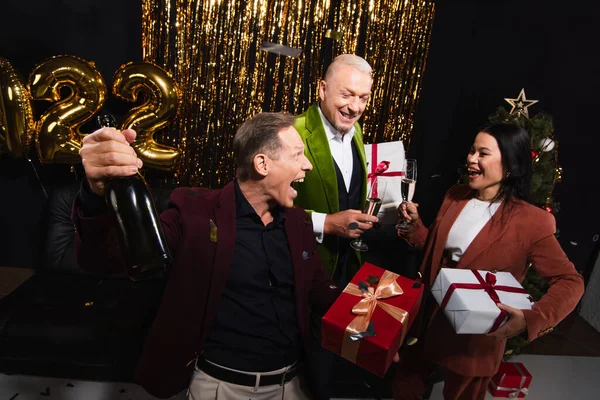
[305,312,336,400]
[305,246,373,400]
[306,246,351,400]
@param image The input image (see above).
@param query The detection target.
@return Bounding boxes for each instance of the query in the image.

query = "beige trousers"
[188,361,312,400]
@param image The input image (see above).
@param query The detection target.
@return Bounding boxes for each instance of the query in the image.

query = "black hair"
[481,123,532,205]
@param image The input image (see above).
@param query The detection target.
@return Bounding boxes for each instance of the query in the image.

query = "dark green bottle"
[98,115,171,281]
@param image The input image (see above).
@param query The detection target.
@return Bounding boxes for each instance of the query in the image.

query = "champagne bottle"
[98,115,172,281]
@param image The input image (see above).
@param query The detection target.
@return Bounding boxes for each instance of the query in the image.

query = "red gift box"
[321,262,423,377]
[488,362,532,398]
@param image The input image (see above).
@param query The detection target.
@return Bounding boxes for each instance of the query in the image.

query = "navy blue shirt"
[202,181,301,371]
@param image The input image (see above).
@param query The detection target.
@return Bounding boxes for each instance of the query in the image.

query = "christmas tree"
[488,89,562,359]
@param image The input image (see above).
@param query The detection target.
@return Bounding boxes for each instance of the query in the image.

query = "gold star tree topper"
[504,88,538,118]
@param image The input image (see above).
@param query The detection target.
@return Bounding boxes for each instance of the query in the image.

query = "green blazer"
[294,102,368,277]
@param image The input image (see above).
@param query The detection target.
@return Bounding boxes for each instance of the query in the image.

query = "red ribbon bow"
[367,144,404,198]
[439,270,528,333]
[367,161,391,180]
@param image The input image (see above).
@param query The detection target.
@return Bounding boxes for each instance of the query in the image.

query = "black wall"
[411,1,600,278]
[0,0,141,267]
[1,1,598,277]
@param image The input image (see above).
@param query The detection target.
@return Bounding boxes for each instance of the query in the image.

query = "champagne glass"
[395,159,417,232]
[350,177,387,252]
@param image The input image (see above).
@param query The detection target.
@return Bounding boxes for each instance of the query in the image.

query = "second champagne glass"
[395,159,417,232]
[350,177,387,252]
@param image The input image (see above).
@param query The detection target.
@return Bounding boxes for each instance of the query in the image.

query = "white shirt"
[445,198,502,262]
[311,105,357,242]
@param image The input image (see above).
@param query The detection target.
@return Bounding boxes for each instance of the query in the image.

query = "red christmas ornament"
[531,150,537,159]
[545,206,553,213]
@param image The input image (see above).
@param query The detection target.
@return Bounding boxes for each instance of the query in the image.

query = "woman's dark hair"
[481,123,532,204]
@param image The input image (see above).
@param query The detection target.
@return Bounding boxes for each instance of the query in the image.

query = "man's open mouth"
[291,178,304,189]
[340,111,356,120]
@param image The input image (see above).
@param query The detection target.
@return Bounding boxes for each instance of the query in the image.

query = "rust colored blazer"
[73,181,340,398]
[402,184,584,377]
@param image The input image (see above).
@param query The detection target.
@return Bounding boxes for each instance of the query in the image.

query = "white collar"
[317,103,356,142]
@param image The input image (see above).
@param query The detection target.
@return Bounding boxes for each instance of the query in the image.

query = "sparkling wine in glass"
[396,159,417,232]
[350,177,387,252]
[401,177,416,203]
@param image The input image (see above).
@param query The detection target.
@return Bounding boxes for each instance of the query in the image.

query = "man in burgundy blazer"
[73,112,341,398]
[395,184,584,398]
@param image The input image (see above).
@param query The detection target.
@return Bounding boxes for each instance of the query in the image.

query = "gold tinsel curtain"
[142,0,435,188]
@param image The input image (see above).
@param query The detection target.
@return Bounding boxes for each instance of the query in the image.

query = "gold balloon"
[0,58,35,157]
[112,61,181,171]
[29,55,107,164]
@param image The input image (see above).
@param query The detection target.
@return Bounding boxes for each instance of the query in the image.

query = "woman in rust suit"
[393,123,584,400]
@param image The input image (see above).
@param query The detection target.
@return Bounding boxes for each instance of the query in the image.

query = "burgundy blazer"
[73,181,340,398]
[402,184,584,377]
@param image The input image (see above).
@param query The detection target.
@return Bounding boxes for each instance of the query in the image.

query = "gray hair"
[325,54,372,80]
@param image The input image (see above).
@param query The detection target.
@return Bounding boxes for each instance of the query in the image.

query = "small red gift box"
[321,262,423,377]
[488,362,532,398]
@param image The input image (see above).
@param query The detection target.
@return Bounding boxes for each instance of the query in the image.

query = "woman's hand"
[397,202,420,227]
[486,303,527,340]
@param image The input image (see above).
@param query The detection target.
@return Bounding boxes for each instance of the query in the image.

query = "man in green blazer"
[295,55,379,399]
[294,54,378,287]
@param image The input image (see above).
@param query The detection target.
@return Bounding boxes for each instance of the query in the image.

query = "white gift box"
[364,141,405,225]
[431,268,534,334]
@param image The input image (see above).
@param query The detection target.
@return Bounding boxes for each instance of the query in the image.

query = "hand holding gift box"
[488,362,532,398]
[364,141,405,225]
[431,268,534,334]
[322,262,423,377]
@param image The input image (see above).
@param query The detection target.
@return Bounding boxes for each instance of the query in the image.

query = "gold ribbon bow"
[341,270,409,362]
